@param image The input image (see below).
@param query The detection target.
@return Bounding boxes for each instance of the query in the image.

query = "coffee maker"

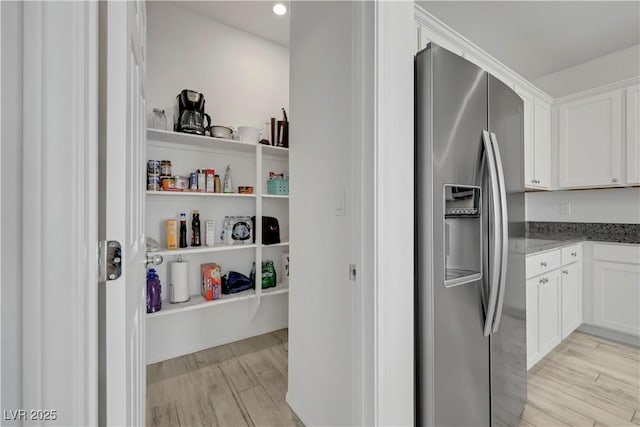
[175,89,211,135]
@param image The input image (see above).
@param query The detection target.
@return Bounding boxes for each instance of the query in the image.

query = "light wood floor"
[521,331,640,427]
[146,329,303,426]
[147,329,639,426]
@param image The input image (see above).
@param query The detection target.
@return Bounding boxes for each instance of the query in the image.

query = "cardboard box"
[166,220,177,249]
[200,263,221,301]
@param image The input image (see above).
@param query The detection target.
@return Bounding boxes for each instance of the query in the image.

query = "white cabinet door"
[518,88,551,190]
[561,262,582,339]
[626,84,640,185]
[526,277,540,369]
[558,90,623,188]
[517,89,535,188]
[537,269,562,355]
[593,260,640,336]
[533,99,551,188]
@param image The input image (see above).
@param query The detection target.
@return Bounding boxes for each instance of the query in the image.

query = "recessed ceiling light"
[273,2,287,16]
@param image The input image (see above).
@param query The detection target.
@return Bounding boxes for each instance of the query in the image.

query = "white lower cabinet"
[537,269,562,356]
[591,244,640,337]
[526,244,583,369]
[561,262,582,339]
[526,278,540,368]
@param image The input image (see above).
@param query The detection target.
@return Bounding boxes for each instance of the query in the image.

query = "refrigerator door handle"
[481,130,501,338]
[490,132,509,333]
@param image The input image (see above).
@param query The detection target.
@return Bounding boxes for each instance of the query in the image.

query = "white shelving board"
[147,128,256,153]
[262,242,289,248]
[146,191,256,198]
[262,194,289,199]
[261,144,289,158]
[262,282,289,296]
[147,288,257,318]
[146,282,289,318]
[149,244,256,257]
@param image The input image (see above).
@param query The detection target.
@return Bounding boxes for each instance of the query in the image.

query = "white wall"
[533,44,640,98]
[1,1,23,419]
[146,2,289,132]
[526,187,640,223]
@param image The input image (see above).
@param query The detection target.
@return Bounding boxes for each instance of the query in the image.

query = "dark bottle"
[179,212,188,248]
[191,210,201,246]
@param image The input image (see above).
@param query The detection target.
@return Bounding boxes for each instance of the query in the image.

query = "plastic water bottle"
[147,268,162,313]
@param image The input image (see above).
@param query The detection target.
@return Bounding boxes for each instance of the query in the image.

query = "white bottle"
[223,165,233,193]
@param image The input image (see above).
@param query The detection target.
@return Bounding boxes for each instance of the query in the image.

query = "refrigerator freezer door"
[488,75,527,427]
[416,44,491,427]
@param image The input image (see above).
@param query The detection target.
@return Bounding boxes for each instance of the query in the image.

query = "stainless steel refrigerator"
[415,43,526,427]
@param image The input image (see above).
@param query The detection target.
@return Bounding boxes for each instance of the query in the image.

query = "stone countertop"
[524,237,585,255]
[524,222,639,255]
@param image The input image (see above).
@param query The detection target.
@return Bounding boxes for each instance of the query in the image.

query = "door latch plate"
[99,240,122,281]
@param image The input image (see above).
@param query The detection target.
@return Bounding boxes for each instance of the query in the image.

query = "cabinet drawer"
[561,244,582,265]
[526,249,561,279]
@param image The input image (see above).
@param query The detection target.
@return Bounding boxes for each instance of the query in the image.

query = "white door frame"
[371,2,415,425]
[20,2,99,425]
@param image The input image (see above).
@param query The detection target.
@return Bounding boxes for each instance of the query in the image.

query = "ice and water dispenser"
[444,185,482,287]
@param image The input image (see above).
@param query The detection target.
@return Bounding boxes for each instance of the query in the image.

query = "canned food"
[161,177,176,190]
[190,173,198,191]
[147,160,160,176]
[175,175,189,190]
[161,160,172,176]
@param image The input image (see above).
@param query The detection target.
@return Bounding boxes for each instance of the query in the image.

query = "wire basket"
[266,178,289,195]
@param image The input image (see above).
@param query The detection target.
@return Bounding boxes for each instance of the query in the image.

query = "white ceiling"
[171,1,639,81]
[417,1,640,81]
[174,1,290,47]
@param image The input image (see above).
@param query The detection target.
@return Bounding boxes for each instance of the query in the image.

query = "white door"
[533,98,551,188]
[561,262,582,339]
[558,89,623,188]
[516,88,535,187]
[525,277,540,369]
[626,84,640,185]
[593,260,640,336]
[101,1,147,425]
[537,269,562,356]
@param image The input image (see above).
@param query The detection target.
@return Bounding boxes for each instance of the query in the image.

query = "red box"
[200,263,221,301]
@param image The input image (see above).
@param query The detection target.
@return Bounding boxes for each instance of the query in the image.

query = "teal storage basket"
[267,178,289,195]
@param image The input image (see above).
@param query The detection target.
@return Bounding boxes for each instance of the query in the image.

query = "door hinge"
[349,264,357,281]
[99,240,122,281]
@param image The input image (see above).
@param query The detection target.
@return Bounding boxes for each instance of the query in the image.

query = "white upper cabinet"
[517,88,551,190]
[533,98,552,188]
[626,84,640,185]
[558,89,623,188]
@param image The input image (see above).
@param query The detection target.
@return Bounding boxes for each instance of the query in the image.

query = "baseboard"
[577,324,640,348]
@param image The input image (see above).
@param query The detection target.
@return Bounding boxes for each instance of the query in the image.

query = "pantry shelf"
[262,283,289,296]
[146,288,257,318]
[147,128,256,153]
[262,242,289,248]
[260,144,289,158]
[146,191,256,198]
[262,194,289,199]
[149,244,256,257]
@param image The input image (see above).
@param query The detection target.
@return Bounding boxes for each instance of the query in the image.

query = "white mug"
[236,126,259,143]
